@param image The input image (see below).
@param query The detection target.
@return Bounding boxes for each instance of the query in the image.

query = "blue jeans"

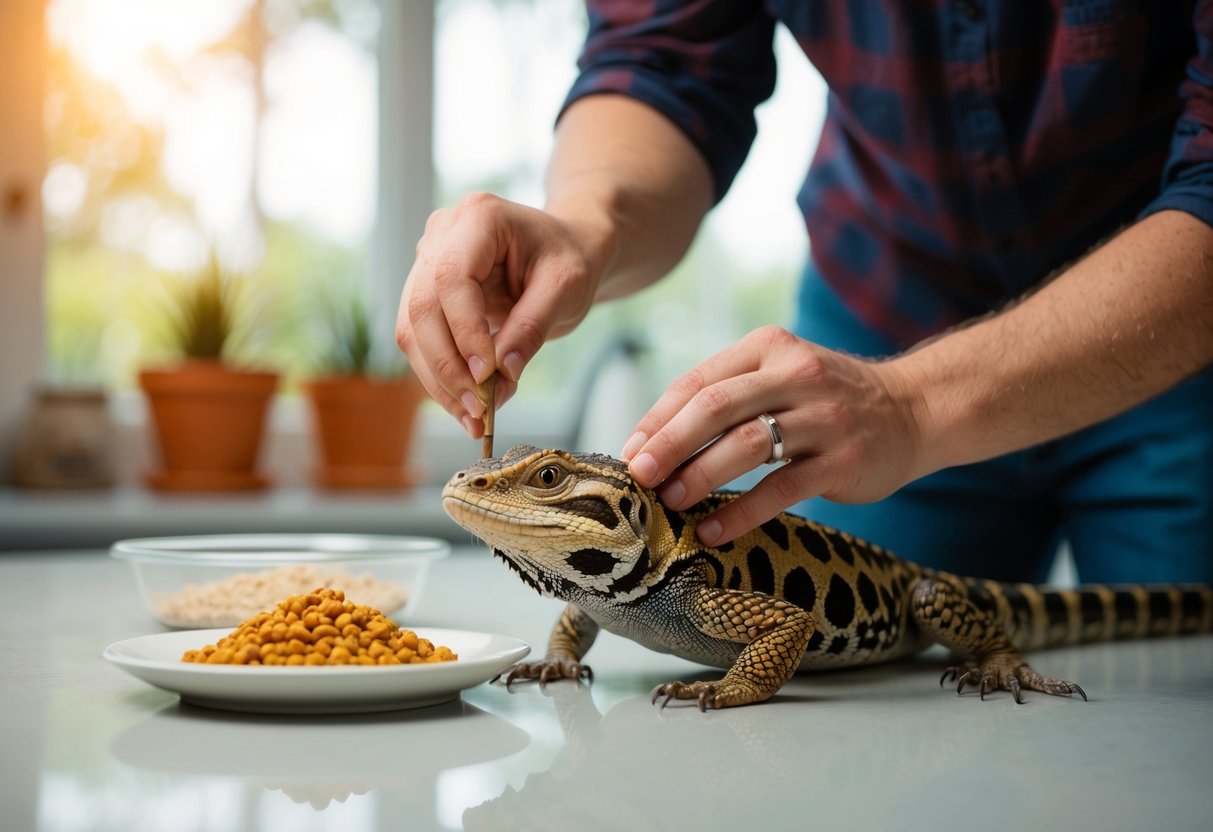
[791,267,1213,583]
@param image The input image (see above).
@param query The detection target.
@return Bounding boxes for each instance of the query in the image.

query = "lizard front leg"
[911,578,1086,703]
[497,603,598,688]
[652,588,815,710]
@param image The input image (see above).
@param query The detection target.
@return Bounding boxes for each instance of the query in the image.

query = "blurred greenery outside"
[44,0,380,391]
[44,0,797,407]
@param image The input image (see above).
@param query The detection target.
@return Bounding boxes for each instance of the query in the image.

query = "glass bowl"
[111,534,449,629]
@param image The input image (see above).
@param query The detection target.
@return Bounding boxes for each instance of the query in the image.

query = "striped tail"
[964,580,1213,653]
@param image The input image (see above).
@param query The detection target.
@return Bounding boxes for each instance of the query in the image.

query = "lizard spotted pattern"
[442,445,1213,709]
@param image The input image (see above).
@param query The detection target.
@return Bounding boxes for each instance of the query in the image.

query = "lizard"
[441,444,1213,709]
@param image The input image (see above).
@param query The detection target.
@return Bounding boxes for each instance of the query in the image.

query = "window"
[43,0,381,387]
[36,0,826,461]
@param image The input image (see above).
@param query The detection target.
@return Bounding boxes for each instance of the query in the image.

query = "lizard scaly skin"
[442,445,1213,709]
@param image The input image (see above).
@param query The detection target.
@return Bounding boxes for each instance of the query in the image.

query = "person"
[397,2,1213,584]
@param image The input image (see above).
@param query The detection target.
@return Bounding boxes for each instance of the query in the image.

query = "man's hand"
[621,325,925,546]
[626,210,1213,548]
[395,97,713,439]
[395,193,607,437]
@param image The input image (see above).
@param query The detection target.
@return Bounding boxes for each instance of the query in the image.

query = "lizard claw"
[942,664,980,695]
[650,678,769,709]
[651,681,711,710]
[937,655,1087,704]
[492,658,592,688]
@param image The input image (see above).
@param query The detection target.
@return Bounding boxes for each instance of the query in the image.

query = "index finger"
[622,344,767,485]
[400,235,499,417]
[398,268,483,418]
[431,218,504,382]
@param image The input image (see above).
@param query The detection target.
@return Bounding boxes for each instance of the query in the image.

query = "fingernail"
[460,415,478,438]
[697,518,722,546]
[460,391,483,418]
[468,355,490,384]
[621,432,646,460]
[661,480,686,509]
[630,452,658,485]
[503,351,525,381]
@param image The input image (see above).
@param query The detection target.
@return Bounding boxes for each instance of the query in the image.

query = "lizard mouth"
[441,495,568,537]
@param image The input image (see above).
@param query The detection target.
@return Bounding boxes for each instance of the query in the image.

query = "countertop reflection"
[110,698,528,811]
[2,548,1211,832]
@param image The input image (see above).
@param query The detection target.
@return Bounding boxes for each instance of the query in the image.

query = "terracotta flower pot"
[139,360,279,492]
[304,373,426,490]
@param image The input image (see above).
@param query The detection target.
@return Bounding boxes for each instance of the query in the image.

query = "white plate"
[104,627,529,714]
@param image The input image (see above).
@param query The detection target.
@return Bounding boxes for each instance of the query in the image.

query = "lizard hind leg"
[911,579,1087,704]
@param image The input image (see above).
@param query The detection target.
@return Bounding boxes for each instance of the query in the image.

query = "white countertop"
[2,548,1211,832]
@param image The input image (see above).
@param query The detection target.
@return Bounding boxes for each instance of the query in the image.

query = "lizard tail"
[961,580,1213,653]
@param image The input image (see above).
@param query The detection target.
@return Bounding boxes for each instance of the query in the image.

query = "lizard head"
[442,444,661,600]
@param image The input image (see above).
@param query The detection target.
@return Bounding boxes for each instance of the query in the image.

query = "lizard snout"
[447,468,492,491]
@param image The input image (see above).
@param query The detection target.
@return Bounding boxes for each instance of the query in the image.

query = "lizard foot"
[940,655,1087,704]
[649,679,767,711]
[492,658,593,689]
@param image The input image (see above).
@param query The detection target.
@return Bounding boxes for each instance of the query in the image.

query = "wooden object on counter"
[477,375,496,459]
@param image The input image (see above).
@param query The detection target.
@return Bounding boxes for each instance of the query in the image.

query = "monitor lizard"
[442,445,1213,709]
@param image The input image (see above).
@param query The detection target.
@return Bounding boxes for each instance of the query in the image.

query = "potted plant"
[138,259,279,491]
[303,285,426,490]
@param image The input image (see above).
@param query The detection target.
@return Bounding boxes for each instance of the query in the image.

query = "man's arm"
[894,209,1213,474]
[543,95,715,308]
[623,210,1213,546]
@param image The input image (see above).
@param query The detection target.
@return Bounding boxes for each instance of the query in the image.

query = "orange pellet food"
[180,587,457,666]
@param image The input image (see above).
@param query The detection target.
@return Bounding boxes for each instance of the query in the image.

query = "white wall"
[0,0,47,484]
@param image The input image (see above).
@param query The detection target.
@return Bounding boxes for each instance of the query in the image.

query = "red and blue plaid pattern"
[563,1,1213,347]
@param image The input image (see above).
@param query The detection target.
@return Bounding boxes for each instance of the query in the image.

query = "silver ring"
[757,413,785,464]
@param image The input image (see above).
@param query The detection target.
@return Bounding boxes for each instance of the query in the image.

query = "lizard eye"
[531,465,565,488]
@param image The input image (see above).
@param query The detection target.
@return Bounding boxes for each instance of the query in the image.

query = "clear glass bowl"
[111,534,449,629]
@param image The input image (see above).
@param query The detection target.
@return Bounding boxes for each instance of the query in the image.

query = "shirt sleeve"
[560,0,778,203]
[1141,1,1213,225]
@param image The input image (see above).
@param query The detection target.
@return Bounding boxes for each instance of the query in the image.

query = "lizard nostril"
[456,471,467,479]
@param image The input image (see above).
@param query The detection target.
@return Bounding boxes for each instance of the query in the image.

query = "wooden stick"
[477,374,496,459]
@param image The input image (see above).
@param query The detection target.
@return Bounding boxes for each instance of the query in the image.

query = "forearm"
[544,95,715,301]
[894,209,1213,475]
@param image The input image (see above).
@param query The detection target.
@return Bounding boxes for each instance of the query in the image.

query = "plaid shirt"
[563,1,1213,348]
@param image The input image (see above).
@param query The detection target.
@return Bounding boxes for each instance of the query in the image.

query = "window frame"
[0,0,47,484]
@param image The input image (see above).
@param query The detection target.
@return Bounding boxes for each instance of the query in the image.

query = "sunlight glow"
[42,162,87,220]
[259,19,378,243]
[47,0,376,273]
[47,0,252,121]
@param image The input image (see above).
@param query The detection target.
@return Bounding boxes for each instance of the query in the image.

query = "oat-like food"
[154,564,409,628]
[180,587,457,666]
